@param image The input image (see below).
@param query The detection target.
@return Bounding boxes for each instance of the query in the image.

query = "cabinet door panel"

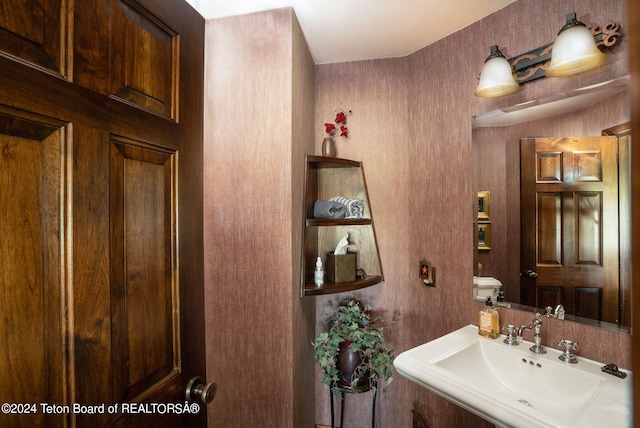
[0,106,69,428]
[74,0,177,119]
[0,0,205,426]
[0,0,66,76]
[109,138,178,402]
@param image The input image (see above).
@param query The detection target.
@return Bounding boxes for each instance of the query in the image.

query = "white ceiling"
[184,0,517,64]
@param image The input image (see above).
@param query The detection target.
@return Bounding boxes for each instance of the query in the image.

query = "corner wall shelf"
[300,155,384,297]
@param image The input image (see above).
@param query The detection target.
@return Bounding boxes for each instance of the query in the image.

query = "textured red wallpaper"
[315,0,630,426]
[201,1,631,427]
[203,8,316,427]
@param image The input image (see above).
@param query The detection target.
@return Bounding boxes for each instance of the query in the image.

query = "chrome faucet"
[503,314,546,353]
[545,304,565,319]
[528,313,546,354]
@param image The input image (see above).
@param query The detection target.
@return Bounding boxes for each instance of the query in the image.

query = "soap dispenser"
[478,297,500,339]
[314,256,324,286]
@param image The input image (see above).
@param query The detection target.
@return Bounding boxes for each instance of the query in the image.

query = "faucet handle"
[503,324,516,335]
[558,339,578,351]
[502,325,519,346]
[558,339,578,363]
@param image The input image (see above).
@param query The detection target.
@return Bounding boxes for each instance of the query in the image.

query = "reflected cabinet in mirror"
[472,76,630,333]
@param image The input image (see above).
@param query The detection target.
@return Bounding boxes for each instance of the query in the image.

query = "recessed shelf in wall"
[300,155,384,297]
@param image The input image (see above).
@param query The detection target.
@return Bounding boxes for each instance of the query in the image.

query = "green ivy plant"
[312,299,398,396]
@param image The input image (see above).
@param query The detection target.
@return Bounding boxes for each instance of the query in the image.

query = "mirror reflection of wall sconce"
[419,260,435,287]
[474,12,622,98]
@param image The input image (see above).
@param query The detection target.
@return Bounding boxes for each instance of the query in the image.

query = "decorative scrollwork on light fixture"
[510,45,553,83]
[596,21,622,48]
[507,20,621,85]
[475,13,622,98]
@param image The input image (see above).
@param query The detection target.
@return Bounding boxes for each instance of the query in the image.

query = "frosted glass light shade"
[546,16,606,77]
[474,47,519,98]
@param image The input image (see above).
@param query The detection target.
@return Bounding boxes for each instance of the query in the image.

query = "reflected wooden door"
[0,0,208,427]
[520,137,620,323]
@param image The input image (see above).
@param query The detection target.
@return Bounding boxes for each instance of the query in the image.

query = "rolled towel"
[314,200,347,219]
[329,196,364,219]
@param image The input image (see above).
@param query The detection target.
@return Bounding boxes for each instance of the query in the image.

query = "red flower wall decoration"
[324,109,349,138]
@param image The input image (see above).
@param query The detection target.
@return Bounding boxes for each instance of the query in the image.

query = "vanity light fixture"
[474,12,621,98]
[474,45,520,98]
[546,12,606,77]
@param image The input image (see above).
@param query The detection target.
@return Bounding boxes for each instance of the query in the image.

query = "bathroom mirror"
[472,76,630,334]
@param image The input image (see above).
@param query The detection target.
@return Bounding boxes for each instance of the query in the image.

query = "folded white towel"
[329,196,364,219]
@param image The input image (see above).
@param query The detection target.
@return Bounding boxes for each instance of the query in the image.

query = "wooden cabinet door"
[520,137,619,324]
[0,1,207,427]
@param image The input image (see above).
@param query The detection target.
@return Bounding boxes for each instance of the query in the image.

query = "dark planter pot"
[336,340,370,390]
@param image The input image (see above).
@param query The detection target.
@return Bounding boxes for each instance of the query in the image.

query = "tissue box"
[326,252,357,283]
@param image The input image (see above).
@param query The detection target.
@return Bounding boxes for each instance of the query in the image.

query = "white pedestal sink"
[394,325,632,428]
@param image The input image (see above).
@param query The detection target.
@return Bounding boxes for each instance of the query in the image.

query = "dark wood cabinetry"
[0,1,206,426]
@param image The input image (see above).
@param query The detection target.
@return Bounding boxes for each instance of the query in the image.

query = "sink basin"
[394,325,632,428]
